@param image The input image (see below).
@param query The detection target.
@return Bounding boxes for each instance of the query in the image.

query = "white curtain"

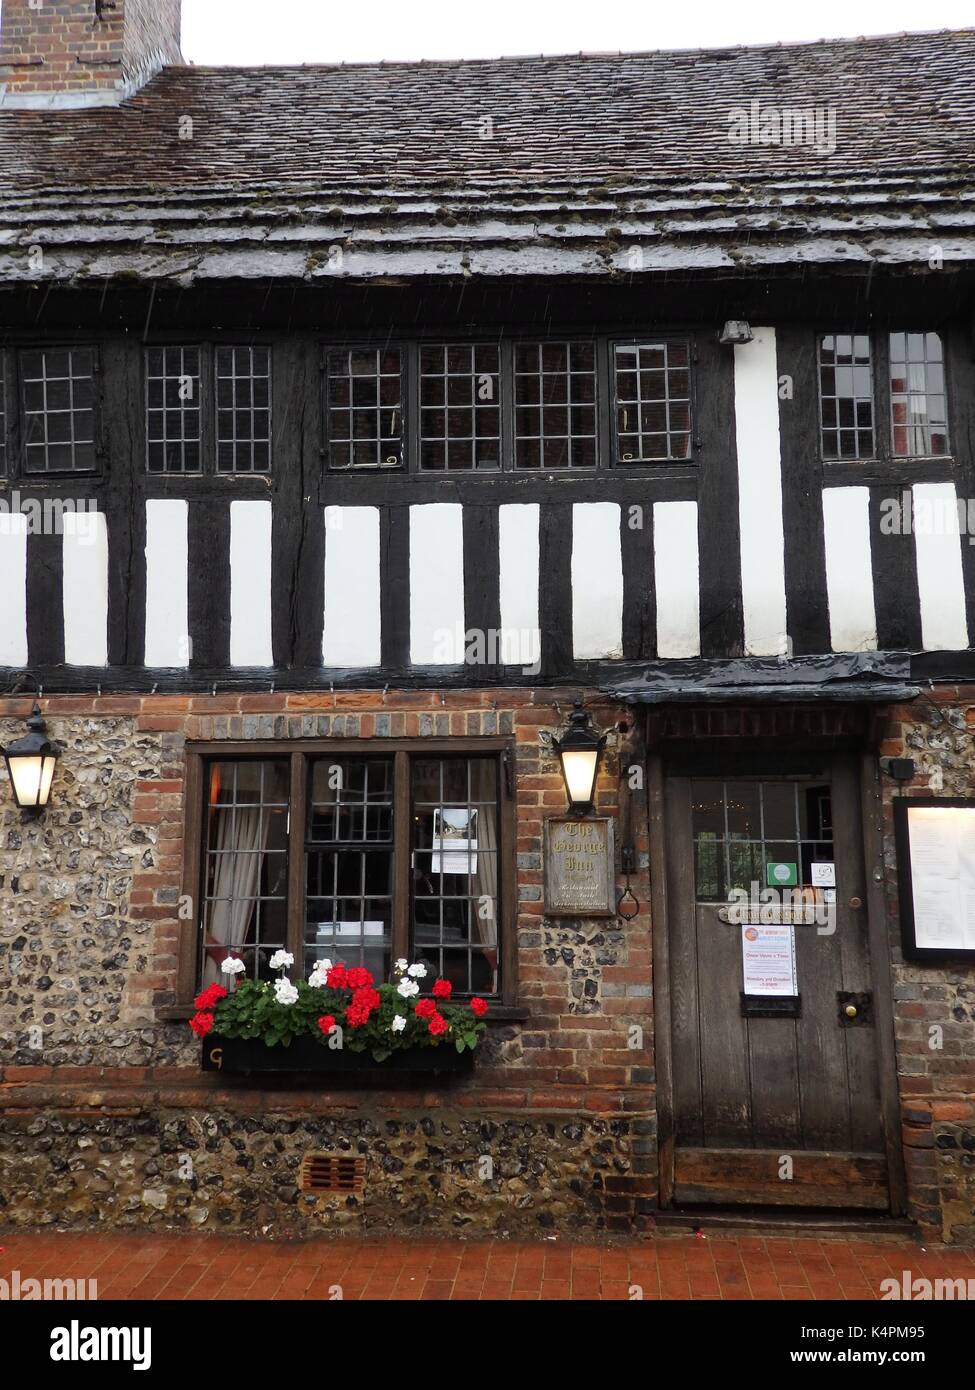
[202,806,266,985]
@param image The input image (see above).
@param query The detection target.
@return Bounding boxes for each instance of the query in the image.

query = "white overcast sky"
[180,0,975,63]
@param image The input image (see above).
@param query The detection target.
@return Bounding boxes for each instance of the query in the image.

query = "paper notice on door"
[810,861,836,888]
[740,923,798,997]
[908,805,975,950]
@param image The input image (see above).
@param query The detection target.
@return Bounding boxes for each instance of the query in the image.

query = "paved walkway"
[2,1230,973,1300]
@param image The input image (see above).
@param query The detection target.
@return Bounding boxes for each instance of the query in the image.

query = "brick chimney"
[0,0,182,106]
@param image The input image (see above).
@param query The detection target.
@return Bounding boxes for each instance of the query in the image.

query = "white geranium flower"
[394,958,409,973]
[308,959,332,987]
[407,962,427,979]
[220,956,246,976]
[391,1014,407,1033]
[273,978,299,1006]
[397,978,419,999]
[268,950,294,971]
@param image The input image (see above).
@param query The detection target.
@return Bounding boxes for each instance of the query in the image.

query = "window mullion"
[500,339,514,471]
[874,330,893,461]
[286,750,307,977]
[201,343,215,477]
[596,335,611,471]
[393,750,411,962]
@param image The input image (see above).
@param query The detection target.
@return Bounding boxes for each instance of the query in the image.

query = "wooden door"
[663,755,890,1209]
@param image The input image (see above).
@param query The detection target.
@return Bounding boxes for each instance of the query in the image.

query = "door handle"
[849,896,862,909]
[838,991,872,1026]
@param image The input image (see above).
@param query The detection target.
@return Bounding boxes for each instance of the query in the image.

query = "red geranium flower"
[189,1011,214,1037]
[432,978,452,999]
[346,1003,371,1028]
[414,997,437,1019]
[428,1013,449,1037]
[469,997,488,1018]
[351,985,381,1013]
[317,1015,336,1036]
[193,983,227,1011]
[326,963,349,990]
[345,967,374,990]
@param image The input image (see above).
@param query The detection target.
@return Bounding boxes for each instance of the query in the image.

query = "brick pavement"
[2,1230,973,1300]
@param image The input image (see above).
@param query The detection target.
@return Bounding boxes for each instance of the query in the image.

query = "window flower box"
[201,1033,474,1075]
[189,954,488,1073]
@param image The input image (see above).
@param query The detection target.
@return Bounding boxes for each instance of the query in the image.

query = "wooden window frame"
[817,331,875,463]
[818,327,954,471]
[513,339,600,471]
[16,343,103,477]
[321,342,407,472]
[143,342,273,477]
[888,330,951,462]
[320,333,698,475]
[609,336,696,466]
[145,344,203,476]
[416,341,502,474]
[175,738,518,1011]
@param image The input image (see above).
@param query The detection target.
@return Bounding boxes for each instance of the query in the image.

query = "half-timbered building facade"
[1,2,974,1241]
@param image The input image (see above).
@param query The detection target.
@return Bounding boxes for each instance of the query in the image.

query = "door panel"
[673,1150,889,1209]
[664,755,889,1209]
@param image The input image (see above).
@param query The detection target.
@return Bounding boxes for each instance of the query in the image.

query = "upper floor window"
[322,336,694,472]
[145,344,272,475]
[613,341,692,462]
[21,347,97,474]
[889,332,949,458]
[419,344,501,472]
[818,333,874,460]
[188,745,510,1003]
[146,346,201,474]
[216,346,271,474]
[515,342,597,470]
[818,330,949,462]
[325,347,402,470]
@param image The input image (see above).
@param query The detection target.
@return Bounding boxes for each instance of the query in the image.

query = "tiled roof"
[0,28,973,281]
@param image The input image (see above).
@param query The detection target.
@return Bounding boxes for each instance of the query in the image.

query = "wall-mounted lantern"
[1,703,60,814]
[553,701,606,817]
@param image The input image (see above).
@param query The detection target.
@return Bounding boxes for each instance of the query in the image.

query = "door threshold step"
[651,1208,918,1239]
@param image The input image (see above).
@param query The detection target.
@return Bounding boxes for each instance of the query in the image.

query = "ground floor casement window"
[178,740,515,1005]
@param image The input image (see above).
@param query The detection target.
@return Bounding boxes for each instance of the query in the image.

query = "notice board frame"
[894,795,975,963]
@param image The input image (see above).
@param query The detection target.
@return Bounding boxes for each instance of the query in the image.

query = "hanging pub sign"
[894,797,975,961]
[544,817,616,917]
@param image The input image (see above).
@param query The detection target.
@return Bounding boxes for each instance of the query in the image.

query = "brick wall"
[0,688,656,1235]
[3,684,972,1240]
[879,687,975,1243]
[0,0,180,95]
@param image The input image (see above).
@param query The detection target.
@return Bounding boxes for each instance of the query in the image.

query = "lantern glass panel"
[561,747,599,809]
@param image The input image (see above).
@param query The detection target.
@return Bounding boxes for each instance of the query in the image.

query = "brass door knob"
[845,1004,858,1019]
[849,896,862,909]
